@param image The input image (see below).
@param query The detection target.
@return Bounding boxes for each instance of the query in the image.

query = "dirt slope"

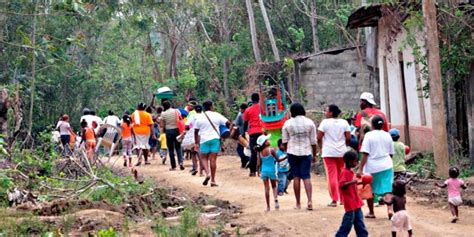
[130,156,474,237]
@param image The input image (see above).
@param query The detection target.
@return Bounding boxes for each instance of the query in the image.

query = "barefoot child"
[336,151,368,237]
[387,180,413,237]
[435,167,468,223]
[256,134,283,211]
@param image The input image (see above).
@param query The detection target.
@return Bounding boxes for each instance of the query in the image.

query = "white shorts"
[448,196,463,206]
[391,210,412,232]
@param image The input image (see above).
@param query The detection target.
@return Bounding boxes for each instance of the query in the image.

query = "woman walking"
[194,100,230,187]
[357,115,394,219]
[317,104,351,207]
[282,103,317,210]
[56,114,74,157]
[160,100,185,170]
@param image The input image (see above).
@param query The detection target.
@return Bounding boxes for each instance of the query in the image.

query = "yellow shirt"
[159,134,168,149]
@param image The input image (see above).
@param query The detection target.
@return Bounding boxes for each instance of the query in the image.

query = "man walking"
[243,93,263,177]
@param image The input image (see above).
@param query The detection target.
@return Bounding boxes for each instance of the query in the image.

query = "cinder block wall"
[298,48,374,113]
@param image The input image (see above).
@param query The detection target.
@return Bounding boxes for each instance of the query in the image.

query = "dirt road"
[130,155,473,236]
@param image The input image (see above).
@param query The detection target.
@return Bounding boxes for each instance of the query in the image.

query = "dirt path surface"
[128,155,474,236]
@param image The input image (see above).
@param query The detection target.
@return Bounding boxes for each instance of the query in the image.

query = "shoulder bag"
[203,112,225,152]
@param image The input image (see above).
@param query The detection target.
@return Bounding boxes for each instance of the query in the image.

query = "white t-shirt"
[194,111,228,144]
[56,121,71,135]
[103,115,121,126]
[360,130,394,173]
[80,115,103,133]
[318,118,350,157]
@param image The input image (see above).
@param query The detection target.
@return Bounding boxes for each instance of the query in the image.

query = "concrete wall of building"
[297,47,373,113]
[377,18,433,152]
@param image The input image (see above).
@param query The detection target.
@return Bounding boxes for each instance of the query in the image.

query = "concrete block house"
[347,4,433,152]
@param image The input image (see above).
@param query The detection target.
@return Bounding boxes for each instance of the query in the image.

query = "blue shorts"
[261,171,278,181]
[288,154,312,180]
[200,139,220,154]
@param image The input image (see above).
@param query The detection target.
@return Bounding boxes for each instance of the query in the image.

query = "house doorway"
[398,51,410,146]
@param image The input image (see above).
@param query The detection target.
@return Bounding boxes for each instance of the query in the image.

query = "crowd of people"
[54,91,469,236]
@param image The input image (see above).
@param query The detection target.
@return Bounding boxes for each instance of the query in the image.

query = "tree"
[245,0,261,62]
[258,0,280,61]
[422,0,449,177]
[309,0,320,53]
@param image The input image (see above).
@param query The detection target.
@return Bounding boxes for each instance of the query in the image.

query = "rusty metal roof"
[347,4,383,29]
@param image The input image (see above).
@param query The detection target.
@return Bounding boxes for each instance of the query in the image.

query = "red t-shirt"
[354,107,389,132]
[339,168,364,212]
[243,104,263,135]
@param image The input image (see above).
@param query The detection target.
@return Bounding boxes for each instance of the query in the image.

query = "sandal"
[191,170,198,176]
[327,202,337,207]
[307,202,313,211]
[365,214,376,219]
[294,205,301,210]
[274,200,280,210]
[203,176,210,186]
[211,182,219,187]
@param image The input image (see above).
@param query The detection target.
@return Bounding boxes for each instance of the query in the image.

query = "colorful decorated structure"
[259,80,288,147]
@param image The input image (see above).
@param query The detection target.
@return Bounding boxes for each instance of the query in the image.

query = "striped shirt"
[161,108,178,129]
[282,116,317,156]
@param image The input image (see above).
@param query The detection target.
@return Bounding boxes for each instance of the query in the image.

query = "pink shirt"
[444,178,465,198]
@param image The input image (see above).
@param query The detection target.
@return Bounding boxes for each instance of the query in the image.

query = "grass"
[153,206,222,237]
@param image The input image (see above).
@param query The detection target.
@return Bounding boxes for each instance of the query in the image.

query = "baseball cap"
[256,134,271,146]
[389,128,400,137]
[360,92,377,105]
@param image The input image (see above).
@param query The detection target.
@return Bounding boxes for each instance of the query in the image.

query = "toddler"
[387,180,413,237]
[276,139,289,196]
[158,133,168,165]
[435,167,468,223]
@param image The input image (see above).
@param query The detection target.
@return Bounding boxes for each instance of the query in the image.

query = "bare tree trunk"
[468,60,474,168]
[258,0,280,61]
[422,0,449,177]
[26,2,38,140]
[147,32,163,83]
[310,0,320,53]
[0,89,8,139]
[168,33,178,79]
[245,0,261,62]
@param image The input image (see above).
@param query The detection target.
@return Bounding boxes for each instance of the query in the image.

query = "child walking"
[435,167,468,223]
[276,139,289,196]
[121,115,135,167]
[150,116,160,160]
[389,128,408,180]
[255,134,283,211]
[335,151,368,237]
[80,119,96,161]
[388,180,413,237]
[158,133,168,165]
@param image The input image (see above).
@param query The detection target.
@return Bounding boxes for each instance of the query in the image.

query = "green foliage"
[407,153,436,178]
[0,174,13,207]
[97,227,119,237]
[89,170,155,204]
[153,206,219,237]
